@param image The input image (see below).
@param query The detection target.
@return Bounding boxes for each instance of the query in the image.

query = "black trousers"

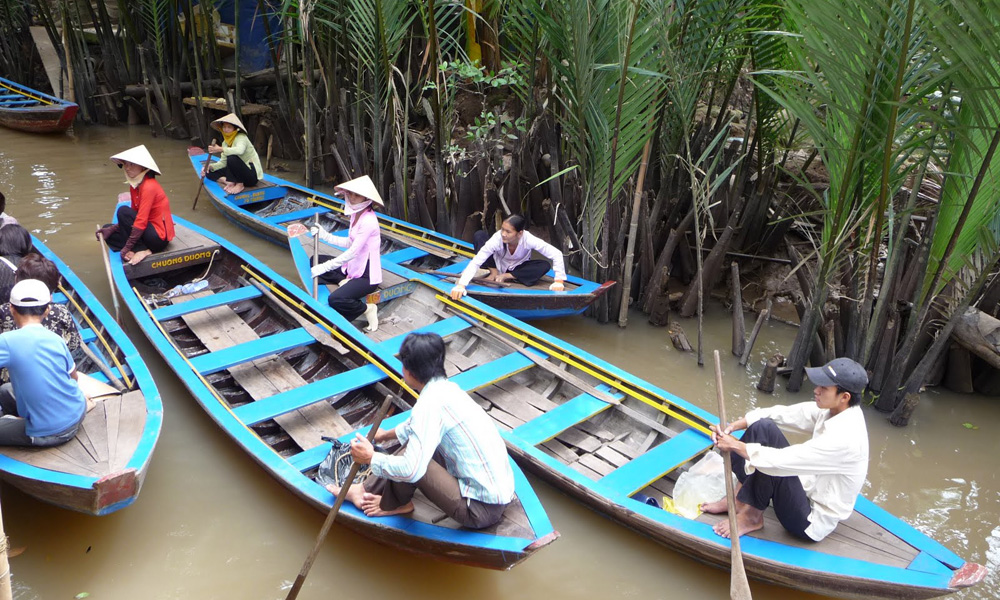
[207,156,258,186]
[105,205,170,253]
[472,230,551,287]
[316,256,378,322]
[730,418,813,540]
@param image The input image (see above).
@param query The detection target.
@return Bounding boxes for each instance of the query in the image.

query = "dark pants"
[473,230,551,287]
[730,418,813,540]
[363,455,508,530]
[207,156,258,186]
[316,256,378,322]
[105,205,170,253]
[0,383,81,447]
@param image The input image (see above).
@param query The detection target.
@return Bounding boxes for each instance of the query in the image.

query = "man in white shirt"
[702,357,869,542]
[327,332,515,529]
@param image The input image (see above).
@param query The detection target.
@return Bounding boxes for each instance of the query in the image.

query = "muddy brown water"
[1,125,997,600]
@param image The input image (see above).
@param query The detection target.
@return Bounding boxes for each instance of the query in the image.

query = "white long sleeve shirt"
[457,230,566,287]
[743,402,869,541]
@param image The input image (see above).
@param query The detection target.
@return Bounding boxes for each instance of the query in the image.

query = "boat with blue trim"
[105,214,557,569]
[0,76,78,133]
[0,236,162,515]
[187,148,615,320]
[287,232,987,598]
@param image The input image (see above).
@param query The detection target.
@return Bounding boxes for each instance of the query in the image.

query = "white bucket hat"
[110,145,161,174]
[211,112,248,133]
[335,175,384,206]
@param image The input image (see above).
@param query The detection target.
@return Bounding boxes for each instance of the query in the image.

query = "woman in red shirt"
[97,145,175,265]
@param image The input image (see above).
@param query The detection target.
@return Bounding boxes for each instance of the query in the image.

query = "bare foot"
[128,249,152,265]
[325,482,365,511]
[359,492,413,517]
[225,182,245,195]
[713,505,764,539]
[700,497,729,514]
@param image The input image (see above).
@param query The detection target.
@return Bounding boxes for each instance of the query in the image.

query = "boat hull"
[0,76,78,133]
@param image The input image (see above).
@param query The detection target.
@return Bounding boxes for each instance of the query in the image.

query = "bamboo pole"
[618,139,652,327]
[0,490,12,600]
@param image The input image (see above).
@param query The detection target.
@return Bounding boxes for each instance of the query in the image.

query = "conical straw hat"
[110,145,161,174]
[335,175,384,206]
[211,112,248,133]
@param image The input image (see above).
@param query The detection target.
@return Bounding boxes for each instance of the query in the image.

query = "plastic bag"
[314,438,384,488]
[671,451,733,519]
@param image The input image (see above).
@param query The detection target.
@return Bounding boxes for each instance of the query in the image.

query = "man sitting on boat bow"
[326,332,515,529]
[702,357,869,542]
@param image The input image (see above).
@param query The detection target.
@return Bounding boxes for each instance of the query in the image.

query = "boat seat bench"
[511,388,620,446]
[123,225,222,279]
[598,429,712,496]
[262,206,328,225]
[382,247,430,264]
[450,353,535,392]
[151,286,262,321]
[189,328,315,375]
[373,316,472,356]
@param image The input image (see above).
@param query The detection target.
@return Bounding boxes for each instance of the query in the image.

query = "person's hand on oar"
[286,222,308,238]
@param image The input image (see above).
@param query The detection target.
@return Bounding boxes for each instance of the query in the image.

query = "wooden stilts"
[740,299,772,366]
[668,321,693,352]
[757,352,783,393]
[730,262,746,357]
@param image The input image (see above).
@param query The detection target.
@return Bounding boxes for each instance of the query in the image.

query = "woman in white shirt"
[450,214,566,300]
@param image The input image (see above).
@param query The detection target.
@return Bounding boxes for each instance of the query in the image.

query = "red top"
[130,176,175,242]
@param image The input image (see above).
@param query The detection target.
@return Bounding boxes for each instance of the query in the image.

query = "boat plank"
[540,438,579,464]
[577,453,616,477]
[112,390,147,471]
[594,445,631,468]
[477,385,544,424]
[488,406,522,431]
[495,378,559,411]
[555,427,602,453]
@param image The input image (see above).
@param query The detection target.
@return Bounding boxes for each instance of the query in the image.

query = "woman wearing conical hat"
[202,112,262,196]
[97,145,175,266]
[287,175,383,332]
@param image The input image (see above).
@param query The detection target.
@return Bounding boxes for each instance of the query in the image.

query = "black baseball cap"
[805,358,868,395]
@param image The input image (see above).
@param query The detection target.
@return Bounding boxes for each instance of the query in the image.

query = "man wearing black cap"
[701,357,869,542]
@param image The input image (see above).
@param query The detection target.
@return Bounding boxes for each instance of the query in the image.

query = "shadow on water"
[0,124,996,599]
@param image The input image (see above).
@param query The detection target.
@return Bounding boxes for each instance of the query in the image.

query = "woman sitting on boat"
[0,190,18,227]
[0,253,84,384]
[0,279,87,447]
[287,175,382,333]
[97,145,175,266]
[0,223,35,303]
[202,113,262,196]
[449,214,566,300]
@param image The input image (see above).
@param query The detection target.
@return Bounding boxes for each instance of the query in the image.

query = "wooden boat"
[288,234,987,599]
[0,76,78,133]
[105,214,557,569]
[0,237,162,515]
[187,148,615,320]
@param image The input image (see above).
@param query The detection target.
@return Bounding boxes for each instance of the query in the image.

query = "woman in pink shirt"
[288,176,383,331]
[450,214,566,300]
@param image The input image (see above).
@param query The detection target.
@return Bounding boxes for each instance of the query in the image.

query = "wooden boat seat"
[262,205,327,225]
[372,315,472,356]
[123,224,221,279]
[450,352,535,393]
[230,179,285,206]
[598,429,712,495]
[511,391,614,446]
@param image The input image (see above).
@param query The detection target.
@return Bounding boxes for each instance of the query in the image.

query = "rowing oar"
[713,349,752,600]
[284,393,395,600]
[410,267,511,288]
[312,214,320,299]
[96,224,123,327]
[191,139,217,210]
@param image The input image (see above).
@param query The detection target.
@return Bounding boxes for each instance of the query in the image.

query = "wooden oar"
[191,140,216,210]
[312,214,320,299]
[713,349,752,600]
[409,267,511,288]
[96,224,123,327]
[284,393,395,600]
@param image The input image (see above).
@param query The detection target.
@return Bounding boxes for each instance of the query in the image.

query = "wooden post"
[0,492,12,600]
[668,321,693,352]
[730,262,746,357]
[618,139,652,328]
[757,352,784,393]
[889,392,920,427]
[739,298,772,366]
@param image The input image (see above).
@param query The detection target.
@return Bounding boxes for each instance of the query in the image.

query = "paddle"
[312,214,320,299]
[713,349,752,600]
[191,139,217,210]
[284,393,395,600]
[96,224,123,327]
[409,267,511,288]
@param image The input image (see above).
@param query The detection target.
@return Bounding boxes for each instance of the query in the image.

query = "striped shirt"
[369,378,515,505]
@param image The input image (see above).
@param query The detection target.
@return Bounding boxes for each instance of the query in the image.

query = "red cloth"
[129,176,175,242]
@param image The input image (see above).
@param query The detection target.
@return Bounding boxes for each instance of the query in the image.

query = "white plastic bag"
[672,451,732,519]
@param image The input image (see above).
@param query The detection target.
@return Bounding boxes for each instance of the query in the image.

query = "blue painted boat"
[0,237,162,515]
[106,214,557,569]
[288,233,987,598]
[187,148,615,320]
[0,76,78,133]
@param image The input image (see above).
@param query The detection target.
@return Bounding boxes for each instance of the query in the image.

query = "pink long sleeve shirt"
[318,209,382,285]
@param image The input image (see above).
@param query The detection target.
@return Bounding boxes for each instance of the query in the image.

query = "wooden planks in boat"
[124,224,221,279]
[174,290,351,450]
[0,390,145,476]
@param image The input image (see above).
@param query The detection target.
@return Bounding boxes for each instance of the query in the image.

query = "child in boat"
[450,214,566,300]
[287,175,382,332]
[0,279,86,447]
[702,357,869,542]
[326,332,515,529]
[203,113,263,195]
[97,144,176,266]
[0,253,84,383]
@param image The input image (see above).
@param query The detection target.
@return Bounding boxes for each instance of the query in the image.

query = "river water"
[1,124,997,600]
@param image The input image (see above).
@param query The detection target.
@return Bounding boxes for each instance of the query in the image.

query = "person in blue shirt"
[326,332,515,529]
[0,279,87,447]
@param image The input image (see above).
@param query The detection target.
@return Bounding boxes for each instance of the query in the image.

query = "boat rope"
[191,249,220,283]
[307,196,475,258]
[0,80,52,105]
[239,265,418,401]
[437,294,713,435]
[57,284,133,389]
